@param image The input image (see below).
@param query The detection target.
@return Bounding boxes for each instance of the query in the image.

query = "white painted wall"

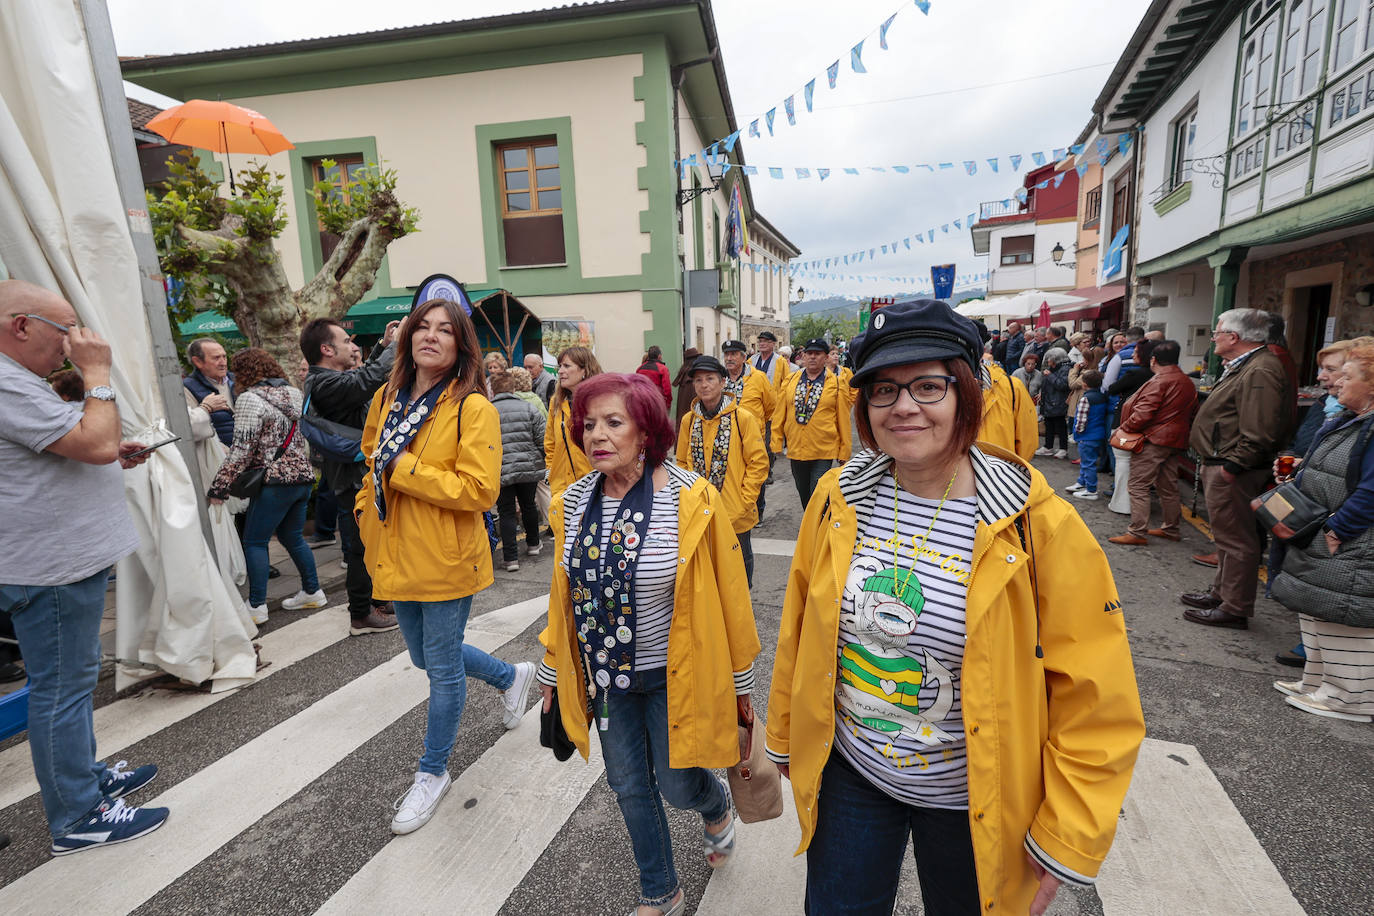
[1136,17,1240,265]
[223,53,649,291]
[676,91,730,275]
[986,220,1077,294]
[525,290,651,374]
[1145,265,1216,366]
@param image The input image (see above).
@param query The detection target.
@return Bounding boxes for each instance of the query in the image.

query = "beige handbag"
[728,716,783,823]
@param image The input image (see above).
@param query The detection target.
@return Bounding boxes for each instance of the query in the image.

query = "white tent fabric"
[965,289,1088,319]
[0,1,257,691]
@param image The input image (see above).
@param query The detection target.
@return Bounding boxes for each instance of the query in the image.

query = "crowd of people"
[3,273,1371,913]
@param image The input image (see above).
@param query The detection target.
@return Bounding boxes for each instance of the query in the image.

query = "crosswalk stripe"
[0,605,351,811]
[317,704,605,915]
[1097,737,1304,915]
[0,595,549,916]
[752,537,798,557]
[696,781,807,915]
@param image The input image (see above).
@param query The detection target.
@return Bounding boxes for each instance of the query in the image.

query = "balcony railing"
[976,199,1031,223]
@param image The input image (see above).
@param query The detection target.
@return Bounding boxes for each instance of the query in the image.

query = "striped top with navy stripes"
[833,471,976,810]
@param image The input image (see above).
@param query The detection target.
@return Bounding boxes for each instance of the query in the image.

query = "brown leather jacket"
[1119,365,1198,450]
[1188,346,1292,471]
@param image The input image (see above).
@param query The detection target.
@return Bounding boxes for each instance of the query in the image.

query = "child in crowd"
[1068,369,1109,500]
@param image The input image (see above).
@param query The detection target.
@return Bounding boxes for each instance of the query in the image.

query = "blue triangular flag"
[1097,137,1110,165]
[941,224,949,234]
[818,168,830,181]
[795,167,810,179]
[964,160,977,175]
[987,158,999,173]
[827,60,840,89]
[1119,133,1132,157]
[851,40,867,73]
[904,238,911,249]
[1053,148,1066,161]
[785,95,796,126]
[915,0,931,13]
[1032,151,1046,166]
[1036,180,1048,189]
[1053,173,1066,188]
[882,244,889,254]
[938,162,954,170]
[804,79,815,113]
[968,212,976,228]
[1070,143,1083,155]
[686,153,698,166]
[742,165,757,176]
[1015,188,1028,203]
[869,248,876,258]
[766,108,776,136]
[917,163,935,172]
[954,219,961,230]
[927,230,935,242]
[769,167,783,179]
[722,130,741,152]
[869,166,887,173]
[843,167,860,175]
[1010,154,1022,170]
[749,119,760,138]
[1076,162,1088,177]
[893,165,910,174]
[880,13,897,50]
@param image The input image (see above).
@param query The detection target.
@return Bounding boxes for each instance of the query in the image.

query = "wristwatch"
[84,386,116,402]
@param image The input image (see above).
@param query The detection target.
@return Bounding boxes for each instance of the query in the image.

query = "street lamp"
[1050,242,1076,268]
[795,286,806,302]
[676,154,727,206]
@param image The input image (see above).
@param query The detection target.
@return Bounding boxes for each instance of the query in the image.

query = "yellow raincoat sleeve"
[675,413,692,468]
[770,379,790,454]
[759,371,778,422]
[355,391,384,519]
[1025,509,1146,882]
[387,394,502,512]
[763,477,832,764]
[701,482,763,680]
[544,400,559,471]
[736,409,769,508]
[1011,375,1039,462]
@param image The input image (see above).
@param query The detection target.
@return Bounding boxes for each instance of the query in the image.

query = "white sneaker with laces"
[1074,490,1099,500]
[1053,449,1069,459]
[504,560,520,572]
[1034,447,1053,457]
[391,771,451,835]
[1064,483,1084,493]
[248,604,269,625]
[282,589,328,610]
[526,543,543,557]
[502,661,536,729]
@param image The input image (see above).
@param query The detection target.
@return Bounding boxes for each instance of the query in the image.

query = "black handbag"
[1251,482,1328,547]
[229,412,300,499]
[539,688,576,762]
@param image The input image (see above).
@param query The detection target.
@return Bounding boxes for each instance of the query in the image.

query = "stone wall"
[1246,230,1374,338]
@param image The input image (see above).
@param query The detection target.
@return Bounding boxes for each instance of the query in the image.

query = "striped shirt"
[833,472,976,809]
[560,482,679,672]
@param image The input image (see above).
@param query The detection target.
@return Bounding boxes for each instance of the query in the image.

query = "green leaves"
[312,160,419,238]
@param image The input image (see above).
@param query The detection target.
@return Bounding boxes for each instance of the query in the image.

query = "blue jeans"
[791,458,833,510]
[243,482,319,605]
[805,752,979,916]
[0,568,112,838]
[1076,438,1103,492]
[597,667,730,909]
[391,596,516,775]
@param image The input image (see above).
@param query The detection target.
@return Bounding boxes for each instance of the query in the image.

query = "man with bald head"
[0,280,169,855]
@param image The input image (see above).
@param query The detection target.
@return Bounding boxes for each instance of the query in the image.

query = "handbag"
[1251,482,1329,547]
[1109,427,1146,453]
[229,409,300,499]
[539,688,576,762]
[728,714,783,823]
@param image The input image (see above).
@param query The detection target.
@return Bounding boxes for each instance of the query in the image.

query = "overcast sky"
[113,0,1154,300]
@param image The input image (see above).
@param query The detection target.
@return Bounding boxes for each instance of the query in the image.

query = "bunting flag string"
[749,261,989,290]
[708,0,933,155]
[675,139,1136,181]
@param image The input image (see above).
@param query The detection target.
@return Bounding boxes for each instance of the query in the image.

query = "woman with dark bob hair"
[546,345,603,498]
[208,347,322,625]
[537,372,760,916]
[356,299,536,836]
[766,299,1145,915]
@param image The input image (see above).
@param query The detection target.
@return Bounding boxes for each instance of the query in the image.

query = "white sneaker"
[248,603,268,625]
[1272,679,1312,698]
[391,771,451,834]
[1053,449,1068,459]
[1064,483,1084,493]
[525,543,543,557]
[1034,447,1054,457]
[504,560,520,572]
[502,661,536,729]
[282,588,328,610]
[1074,490,1099,500]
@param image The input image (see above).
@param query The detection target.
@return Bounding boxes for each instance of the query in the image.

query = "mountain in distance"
[793,287,987,320]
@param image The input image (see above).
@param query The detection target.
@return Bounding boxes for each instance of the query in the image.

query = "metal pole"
[76,0,218,555]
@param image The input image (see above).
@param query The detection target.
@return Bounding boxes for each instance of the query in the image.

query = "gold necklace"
[891,468,958,607]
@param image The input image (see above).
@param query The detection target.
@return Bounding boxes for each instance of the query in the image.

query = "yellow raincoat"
[356,385,501,601]
[980,362,1039,462]
[766,445,1144,912]
[545,398,592,497]
[540,464,762,768]
[770,369,855,461]
[727,364,777,426]
[675,399,770,532]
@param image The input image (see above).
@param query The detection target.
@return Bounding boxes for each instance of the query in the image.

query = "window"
[1237,19,1277,136]
[1279,0,1329,103]
[1000,235,1033,265]
[1169,105,1198,191]
[309,155,367,262]
[1335,0,1361,69]
[497,139,564,266]
[1232,133,1268,179]
[1110,173,1132,239]
[1083,186,1102,227]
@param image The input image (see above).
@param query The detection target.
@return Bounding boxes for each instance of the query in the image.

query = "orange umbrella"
[145,99,295,193]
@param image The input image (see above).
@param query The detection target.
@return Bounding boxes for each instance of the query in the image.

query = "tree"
[791,313,860,347]
[150,151,419,371]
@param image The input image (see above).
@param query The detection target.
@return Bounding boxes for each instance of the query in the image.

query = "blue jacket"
[1001,332,1026,374]
[183,369,235,446]
[1078,389,1110,443]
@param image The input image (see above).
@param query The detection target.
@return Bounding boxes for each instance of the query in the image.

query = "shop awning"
[1050,283,1127,321]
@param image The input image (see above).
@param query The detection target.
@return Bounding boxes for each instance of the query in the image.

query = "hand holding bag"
[728,711,783,823]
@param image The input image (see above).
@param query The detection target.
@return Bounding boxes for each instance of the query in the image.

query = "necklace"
[891,469,958,607]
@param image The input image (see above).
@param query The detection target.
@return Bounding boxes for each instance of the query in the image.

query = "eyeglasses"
[864,375,958,407]
[1210,329,1238,341]
[10,313,73,334]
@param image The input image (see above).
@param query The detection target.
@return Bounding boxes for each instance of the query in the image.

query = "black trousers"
[736,528,754,588]
[1043,416,1068,450]
[336,487,375,621]
[497,481,541,562]
[791,459,833,510]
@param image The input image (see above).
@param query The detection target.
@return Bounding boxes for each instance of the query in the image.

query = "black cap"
[721,339,747,353]
[689,355,727,377]
[847,299,982,385]
[757,330,778,341]
[802,337,830,353]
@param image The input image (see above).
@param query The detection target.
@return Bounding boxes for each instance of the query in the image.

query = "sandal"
[628,888,684,916]
[702,774,736,868]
